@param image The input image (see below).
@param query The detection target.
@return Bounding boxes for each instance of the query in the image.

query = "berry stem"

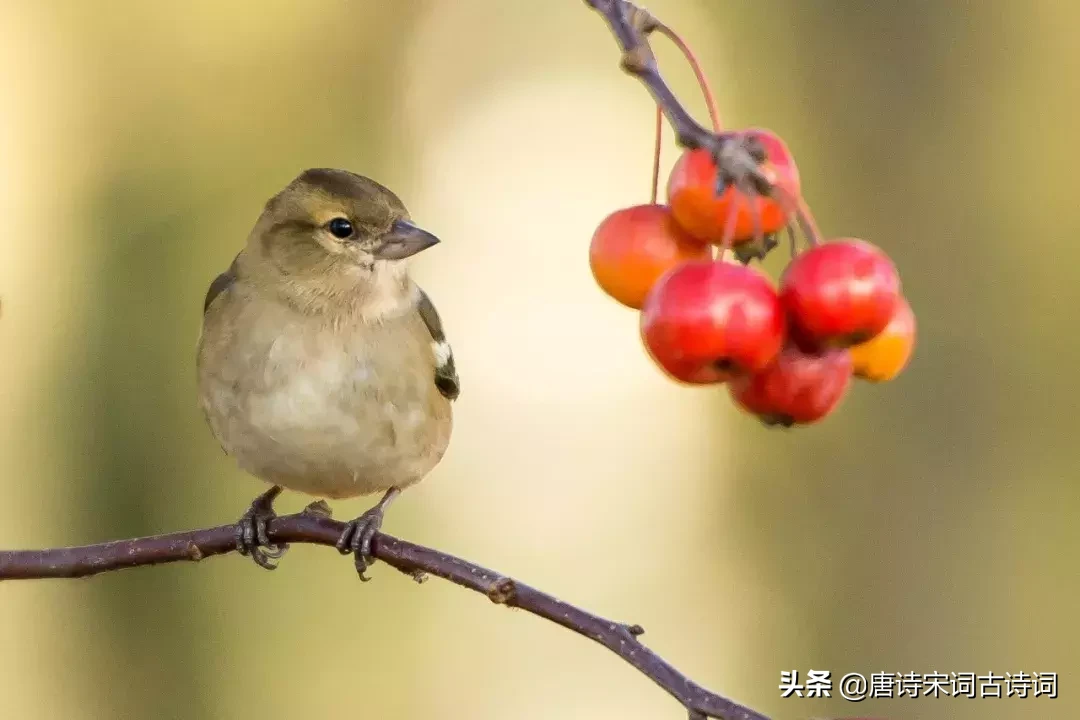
[771,183,824,250]
[718,193,740,258]
[794,195,823,247]
[648,23,720,207]
[650,104,662,204]
[648,21,724,259]
[654,22,722,133]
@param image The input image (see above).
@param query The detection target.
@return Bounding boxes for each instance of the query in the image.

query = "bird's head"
[246,168,440,314]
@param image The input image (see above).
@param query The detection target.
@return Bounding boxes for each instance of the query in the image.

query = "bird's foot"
[335,488,400,581]
[235,485,288,570]
[336,506,385,581]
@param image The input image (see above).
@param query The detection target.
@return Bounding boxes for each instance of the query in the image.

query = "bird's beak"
[372,219,441,260]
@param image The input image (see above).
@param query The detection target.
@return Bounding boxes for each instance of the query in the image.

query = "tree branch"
[0,512,768,720]
[585,0,716,150]
[584,0,772,195]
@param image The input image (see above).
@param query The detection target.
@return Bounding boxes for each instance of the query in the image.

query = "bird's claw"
[336,506,386,581]
[235,485,288,570]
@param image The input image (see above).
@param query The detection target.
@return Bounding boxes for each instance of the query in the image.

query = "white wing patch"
[432,340,452,367]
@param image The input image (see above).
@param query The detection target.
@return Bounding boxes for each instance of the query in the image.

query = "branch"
[0,512,769,720]
[586,0,715,150]
[584,0,771,195]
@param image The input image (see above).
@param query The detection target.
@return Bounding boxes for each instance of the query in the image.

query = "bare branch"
[585,0,716,150]
[584,0,773,197]
[0,513,769,719]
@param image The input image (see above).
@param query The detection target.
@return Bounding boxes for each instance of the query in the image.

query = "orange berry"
[589,204,711,310]
[666,129,800,245]
[848,296,916,382]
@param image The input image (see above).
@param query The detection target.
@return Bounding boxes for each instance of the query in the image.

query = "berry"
[640,260,785,384]
[589,204,711,310]
[729,343,853,427]
[780,239,901,348]
[666,128,800,245]
[849,295,916,382]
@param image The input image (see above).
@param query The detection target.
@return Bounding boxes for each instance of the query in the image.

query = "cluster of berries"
[589,128,915,427]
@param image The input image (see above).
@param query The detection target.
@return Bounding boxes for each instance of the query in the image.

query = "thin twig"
[585,0,773,202]
[652,22,723,133]
[648,18,724,260]
[0,513,769,720]
[584,0,720,151]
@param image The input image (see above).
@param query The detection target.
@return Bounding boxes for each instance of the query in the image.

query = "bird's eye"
[327,217,354,239]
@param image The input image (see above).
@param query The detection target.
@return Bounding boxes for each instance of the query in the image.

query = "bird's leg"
[336,487,400,581]
[235,484,288,570]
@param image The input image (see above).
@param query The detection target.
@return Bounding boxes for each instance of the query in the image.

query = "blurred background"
[1,1,1076,718]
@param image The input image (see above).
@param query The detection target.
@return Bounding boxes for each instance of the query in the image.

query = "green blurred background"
[1,1,1076,719]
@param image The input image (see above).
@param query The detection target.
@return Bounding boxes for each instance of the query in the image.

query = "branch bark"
[584,0,771,195]
[1,513,769,720]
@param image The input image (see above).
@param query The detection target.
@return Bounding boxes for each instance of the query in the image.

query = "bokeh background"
[1,1,1077,719]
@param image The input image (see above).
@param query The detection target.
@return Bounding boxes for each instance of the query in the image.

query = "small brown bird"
[196,168,458,578]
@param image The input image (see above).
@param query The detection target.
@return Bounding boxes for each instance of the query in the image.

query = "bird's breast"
[199,308,452,498]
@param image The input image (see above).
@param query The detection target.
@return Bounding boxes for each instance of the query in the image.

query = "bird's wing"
[203,253,241,314]
[416,287,460,401]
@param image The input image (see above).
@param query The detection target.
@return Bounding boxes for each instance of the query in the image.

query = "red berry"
[780,239,901,348]
[729,343,853,426]
[666,128,800,245]
[640,260,786,384]
[589,204,711,310]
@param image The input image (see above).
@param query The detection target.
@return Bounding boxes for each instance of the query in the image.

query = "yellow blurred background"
[1,1,1077,719]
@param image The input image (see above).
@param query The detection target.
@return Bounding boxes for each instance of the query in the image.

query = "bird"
[196,168,459,579]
